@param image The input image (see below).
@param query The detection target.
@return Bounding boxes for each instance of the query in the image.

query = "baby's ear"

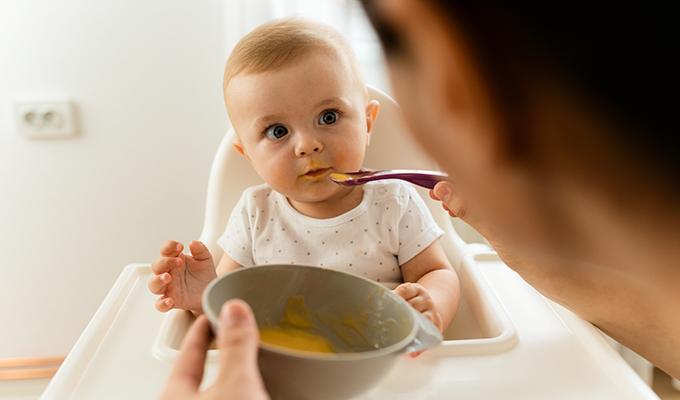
[232,137,249,160]
[365,100,381,144]
[366,100,380,146]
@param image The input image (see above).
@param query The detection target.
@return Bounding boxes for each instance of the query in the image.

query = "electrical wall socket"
[14,100,78,139]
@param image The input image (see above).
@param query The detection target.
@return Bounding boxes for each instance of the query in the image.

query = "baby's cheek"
[269,165,292,184]
[254,157,294,188]
[332,143,366,171]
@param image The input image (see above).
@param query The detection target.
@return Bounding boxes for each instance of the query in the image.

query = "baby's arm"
[215,252,242,276]
[395,239,460,332]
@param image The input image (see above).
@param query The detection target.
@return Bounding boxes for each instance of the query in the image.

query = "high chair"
[42,86,658,400]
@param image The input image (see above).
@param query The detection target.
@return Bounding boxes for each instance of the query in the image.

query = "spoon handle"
[341,170,448,189]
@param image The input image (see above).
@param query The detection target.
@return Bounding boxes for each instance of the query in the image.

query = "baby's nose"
[295,134,323,157]
[298,146,321,156]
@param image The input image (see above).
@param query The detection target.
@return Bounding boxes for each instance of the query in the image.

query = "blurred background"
[1,0,677,398]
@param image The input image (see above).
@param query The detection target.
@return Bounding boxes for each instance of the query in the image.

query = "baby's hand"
[393,282,443,332]
[148,240,217,314]
[393,282,443,358]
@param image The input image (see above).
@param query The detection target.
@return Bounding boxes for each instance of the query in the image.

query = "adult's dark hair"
[360,1,678,185]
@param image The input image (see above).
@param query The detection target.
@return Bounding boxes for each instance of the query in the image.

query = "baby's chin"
[285,181,354,203]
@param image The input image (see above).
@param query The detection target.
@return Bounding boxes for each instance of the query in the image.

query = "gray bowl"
[202,264,442,400]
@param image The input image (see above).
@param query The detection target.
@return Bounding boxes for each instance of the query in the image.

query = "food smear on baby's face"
[259,295,336,354]
[300,161,333,182]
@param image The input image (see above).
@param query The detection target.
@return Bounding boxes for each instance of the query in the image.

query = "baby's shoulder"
[238,184,276,210]
[365,180,419,206]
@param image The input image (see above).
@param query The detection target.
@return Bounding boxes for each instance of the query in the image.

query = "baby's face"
[226,50,378,204]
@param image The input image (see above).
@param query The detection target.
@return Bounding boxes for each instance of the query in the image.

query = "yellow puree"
[259,327,334,353]
[329,172,352,182]
[259,296,335,354]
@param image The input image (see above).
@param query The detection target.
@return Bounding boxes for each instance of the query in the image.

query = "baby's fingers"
[148,273,172,295]
[160,240,184,257]
[393,282,423,301]
[188,241,212,263]
[156,297,175,312]
[152,257,182,275]
[421,310,443,332]
[408,295,435,313]
[409,350,426,358]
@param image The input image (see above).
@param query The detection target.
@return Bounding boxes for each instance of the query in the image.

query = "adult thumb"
[432,181,453,204]
[216,300,261,380]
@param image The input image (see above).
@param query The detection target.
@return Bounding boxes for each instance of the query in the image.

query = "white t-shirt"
[217,180,444,289]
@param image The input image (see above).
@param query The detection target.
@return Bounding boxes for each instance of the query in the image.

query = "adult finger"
[435,185,467,219]
[215,300,261,380]
[163,315,212,397]
[432,181,453,203]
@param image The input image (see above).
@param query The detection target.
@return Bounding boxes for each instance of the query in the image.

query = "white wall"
[0,0,228,358]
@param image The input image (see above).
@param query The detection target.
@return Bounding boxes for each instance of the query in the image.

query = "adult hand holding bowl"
[202,264,442,400]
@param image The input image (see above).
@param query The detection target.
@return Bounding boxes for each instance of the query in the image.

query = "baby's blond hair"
[223,18,365,98]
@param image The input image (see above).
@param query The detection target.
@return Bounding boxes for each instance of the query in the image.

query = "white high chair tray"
[42,252,656,399]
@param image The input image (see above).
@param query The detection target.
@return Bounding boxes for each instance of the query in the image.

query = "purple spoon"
[329,169,448,190]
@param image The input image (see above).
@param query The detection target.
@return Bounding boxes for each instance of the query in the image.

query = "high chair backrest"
[199,86,466,267]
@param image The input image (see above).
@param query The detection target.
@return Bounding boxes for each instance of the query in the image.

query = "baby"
[148,18,460,332]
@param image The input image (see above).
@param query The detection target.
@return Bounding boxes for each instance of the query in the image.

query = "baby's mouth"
[301,167,332,178]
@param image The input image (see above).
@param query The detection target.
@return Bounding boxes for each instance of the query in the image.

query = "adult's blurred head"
[360,1,677,267]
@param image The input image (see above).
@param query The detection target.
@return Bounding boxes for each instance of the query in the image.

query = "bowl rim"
[202,264,419,361]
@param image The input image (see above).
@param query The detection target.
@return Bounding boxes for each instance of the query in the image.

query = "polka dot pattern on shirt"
[218,181,444,289]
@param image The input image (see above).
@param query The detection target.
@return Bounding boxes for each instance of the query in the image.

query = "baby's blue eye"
[319,110,339,125]
[265,124,288,140]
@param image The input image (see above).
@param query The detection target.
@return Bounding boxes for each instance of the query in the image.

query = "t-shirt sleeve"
[217,191,255,267]
[397,185,444,265]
